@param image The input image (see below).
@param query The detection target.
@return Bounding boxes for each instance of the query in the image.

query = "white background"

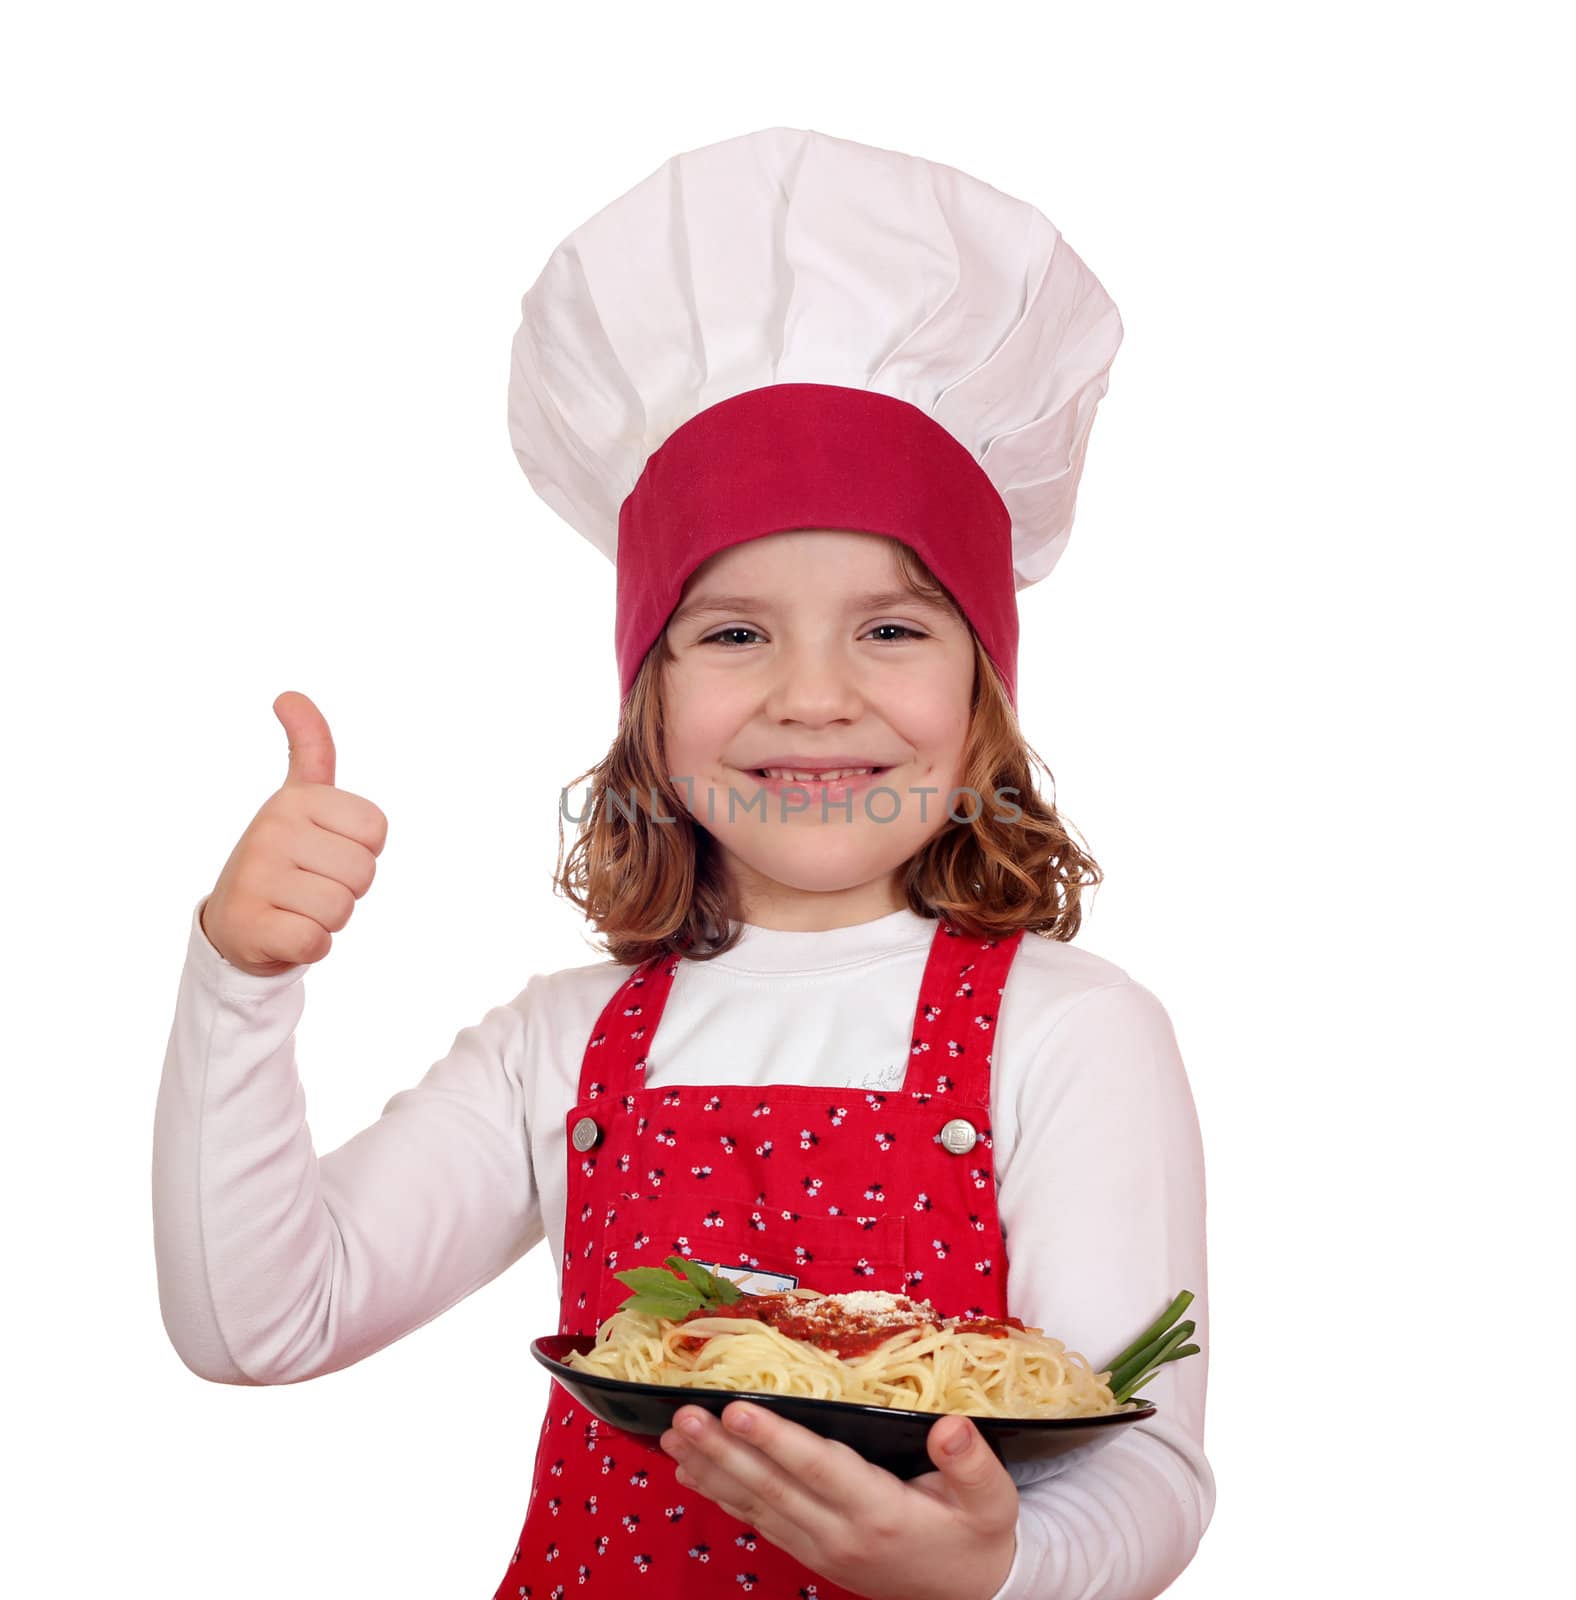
[3,1,1569,1594]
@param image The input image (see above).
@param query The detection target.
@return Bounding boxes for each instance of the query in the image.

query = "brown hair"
[552,540,1103,966]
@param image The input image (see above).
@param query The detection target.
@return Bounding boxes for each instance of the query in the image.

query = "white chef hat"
[507,125,1124,709]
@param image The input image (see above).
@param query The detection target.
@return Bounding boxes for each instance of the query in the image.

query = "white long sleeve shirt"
[153,894,1215,1600]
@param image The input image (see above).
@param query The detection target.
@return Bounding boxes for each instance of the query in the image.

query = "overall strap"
[576,951,679,1104]
[903,919,1026,1106]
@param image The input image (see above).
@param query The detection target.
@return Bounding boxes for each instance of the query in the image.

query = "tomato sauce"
[676,1291,949,1359]
[951,1313,1029,1338]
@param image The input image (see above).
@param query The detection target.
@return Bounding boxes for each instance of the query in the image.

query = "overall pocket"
[681,1197,911,1297]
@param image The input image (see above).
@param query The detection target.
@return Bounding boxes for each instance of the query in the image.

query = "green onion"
[1112,1323,1195,1402]
[1118,1346,1194,1401]
[1099,1289,1193,1379]
[1109,1318,1195,1396]
[1112,1318,1195,1392]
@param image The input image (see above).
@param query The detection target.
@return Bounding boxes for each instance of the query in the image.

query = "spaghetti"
[563,1287,1131,1419]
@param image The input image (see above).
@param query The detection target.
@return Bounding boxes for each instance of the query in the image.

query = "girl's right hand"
[199,690,389,977]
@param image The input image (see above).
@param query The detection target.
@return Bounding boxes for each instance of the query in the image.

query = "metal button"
[939,1117,978,1155]
[570,1116,602,1153]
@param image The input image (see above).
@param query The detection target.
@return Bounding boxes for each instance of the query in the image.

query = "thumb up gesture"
[200,691,389,977]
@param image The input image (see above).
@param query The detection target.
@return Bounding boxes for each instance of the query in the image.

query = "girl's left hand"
[659,1400,1019,1600]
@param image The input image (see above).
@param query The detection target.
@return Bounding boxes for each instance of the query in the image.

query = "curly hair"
[552,539,1102,965]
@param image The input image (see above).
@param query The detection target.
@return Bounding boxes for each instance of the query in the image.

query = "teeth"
[762,767,875,782]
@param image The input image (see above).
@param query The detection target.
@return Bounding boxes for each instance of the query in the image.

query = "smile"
[743,767,895,796]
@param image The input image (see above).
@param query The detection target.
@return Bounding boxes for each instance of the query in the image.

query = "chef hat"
[507,126,1123,710]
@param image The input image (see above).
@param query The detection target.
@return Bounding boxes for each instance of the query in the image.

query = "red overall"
[493,917,1026,1599]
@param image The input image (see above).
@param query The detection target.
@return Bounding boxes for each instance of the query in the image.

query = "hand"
[199,691,388,977]
[659,1401,1019,1600]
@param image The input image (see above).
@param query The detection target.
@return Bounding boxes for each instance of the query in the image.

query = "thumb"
[274,690,337,788]
[926,1416,1015,1516]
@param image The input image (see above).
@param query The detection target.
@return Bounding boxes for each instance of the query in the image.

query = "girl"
[154,127,1213,1599]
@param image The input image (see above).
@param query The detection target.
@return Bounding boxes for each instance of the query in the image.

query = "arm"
[151,892,546,1384]
[988,979,1216,1600]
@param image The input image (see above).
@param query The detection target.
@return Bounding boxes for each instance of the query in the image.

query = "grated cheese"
[823,1290,942,1325]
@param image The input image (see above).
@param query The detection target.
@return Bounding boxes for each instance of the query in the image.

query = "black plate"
[531,1334,1156,1483]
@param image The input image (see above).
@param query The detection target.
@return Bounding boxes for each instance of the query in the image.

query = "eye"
[699,626,763,647]
[865,624,927,642]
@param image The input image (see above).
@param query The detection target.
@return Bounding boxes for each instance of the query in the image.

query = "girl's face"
[660,529,976,927]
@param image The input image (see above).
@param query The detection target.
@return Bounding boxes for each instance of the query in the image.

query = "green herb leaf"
[614,1266,703,1306]
[667,1256,743,1306]
[678,1256,743,1306]
[665,1254,712,1293]
[614,1257,744,1320]
[621,1286,707,1320]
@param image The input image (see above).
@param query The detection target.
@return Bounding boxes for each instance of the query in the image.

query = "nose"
[761,637,865,725]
